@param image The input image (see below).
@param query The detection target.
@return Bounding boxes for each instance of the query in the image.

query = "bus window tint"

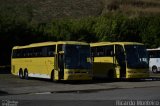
[148,50,160,58]
[91,45,114,57]
[12,46,55,58]
[115,45,125,66]
[104,45,114,56]
[64,45,91,69]
[125,45,149,68]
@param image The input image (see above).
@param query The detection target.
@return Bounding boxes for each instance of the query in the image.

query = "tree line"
[0,13,160,65]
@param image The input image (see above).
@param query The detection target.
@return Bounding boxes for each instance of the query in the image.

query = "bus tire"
[19,69,24,79]
[24,69,29,80]
[51,70,55,82]
[152,66,158,73]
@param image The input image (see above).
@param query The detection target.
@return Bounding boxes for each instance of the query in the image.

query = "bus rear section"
[11,41,92,81]
[91,42,149,80]
[147,48,160,73]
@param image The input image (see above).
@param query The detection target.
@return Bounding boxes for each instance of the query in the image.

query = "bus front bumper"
[126,69,149,79]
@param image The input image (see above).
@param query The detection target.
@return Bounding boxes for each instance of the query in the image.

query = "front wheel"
[152,66,158,73]
[19,69,24,79]
[24,69,29,80]
[51,70,55,82]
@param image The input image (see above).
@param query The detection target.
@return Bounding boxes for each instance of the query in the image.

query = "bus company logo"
[1,100,18,106]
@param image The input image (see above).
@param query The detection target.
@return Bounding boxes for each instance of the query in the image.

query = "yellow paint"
[11,41,92,81]
[91,42,149,79]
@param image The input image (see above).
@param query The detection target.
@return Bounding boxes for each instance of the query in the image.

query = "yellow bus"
[90,42,149,79]
[11,41,92,81]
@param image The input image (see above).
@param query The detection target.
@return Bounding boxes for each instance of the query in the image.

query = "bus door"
[115,45,126,78]
[57,45,64,80]
[54,45,64,80]
[58,52,64,80]
[54,53,59,80]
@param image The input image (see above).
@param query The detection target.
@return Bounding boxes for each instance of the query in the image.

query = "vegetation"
[0,0,160,65]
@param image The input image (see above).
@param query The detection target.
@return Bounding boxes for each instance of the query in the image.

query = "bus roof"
[13,41,89,49]
[90,42,143,47]
[147,47,160,51]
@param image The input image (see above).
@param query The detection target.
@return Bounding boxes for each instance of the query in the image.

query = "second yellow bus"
[91,42,149,79]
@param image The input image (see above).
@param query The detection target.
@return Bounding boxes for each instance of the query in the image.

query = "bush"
[0,13,160,65]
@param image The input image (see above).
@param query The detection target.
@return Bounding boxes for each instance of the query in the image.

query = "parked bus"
[147,47,160,73]
[90,42,149,79]
[11,41,92,81]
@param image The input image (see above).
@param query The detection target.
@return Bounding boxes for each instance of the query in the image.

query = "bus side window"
[29,48,33,57]
[21,49,25,58]
[17,49,21,58]
[104,45,114,56]
[12,50,17,58]
[23,49,26,57]
[149,51,154,58]
[42,47,48,57]
[91,47,97,57]
[47,46,56,56]
[38,47,42,57]
[57,44,63,52]
[97,46,104,56]
[158,51,160,58]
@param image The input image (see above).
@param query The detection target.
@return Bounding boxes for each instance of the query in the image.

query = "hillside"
[0,0,160,23]
[102,0,160,17]
[0,0,160,66]
[0,0,103,22]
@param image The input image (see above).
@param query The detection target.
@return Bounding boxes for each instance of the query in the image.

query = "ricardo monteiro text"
[116,100,160,106]
[116,100,136,106]
[136,100,159,106]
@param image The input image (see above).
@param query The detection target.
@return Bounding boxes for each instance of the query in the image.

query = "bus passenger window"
[104,45,114,56]
[97,47,104,56]
[91,47,97,57]
[47,46,55,56]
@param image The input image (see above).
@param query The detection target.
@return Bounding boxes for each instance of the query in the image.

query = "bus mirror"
[91,57,94,62]
[111,51,115,56]
[59,51,64,54]
[87,58,91,63]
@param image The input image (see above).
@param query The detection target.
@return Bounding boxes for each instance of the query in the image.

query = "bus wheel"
[152,66,157,73]
[19,69,24,79]
[51,70,55,82]
[24,69,29,80]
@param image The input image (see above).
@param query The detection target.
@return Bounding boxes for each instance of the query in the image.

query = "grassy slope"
[0,0,160,22]
[0,0,103,22]
[102,0,160,17]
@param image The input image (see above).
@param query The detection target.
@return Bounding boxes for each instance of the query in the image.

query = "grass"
[0,0,103,23]
[102,0,160,16]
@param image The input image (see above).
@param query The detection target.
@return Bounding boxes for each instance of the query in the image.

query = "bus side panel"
[126,68,149,78]
[27,57,54,78]
[45,57,54,76]
[11,58,27,75]
[93,57,114,78]
[149,58,160,72]
[12,57,54,78]
[63,69,92,80]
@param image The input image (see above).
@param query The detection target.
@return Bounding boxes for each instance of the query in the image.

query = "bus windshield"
[64,45,91,69]
[125,45,149,69]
